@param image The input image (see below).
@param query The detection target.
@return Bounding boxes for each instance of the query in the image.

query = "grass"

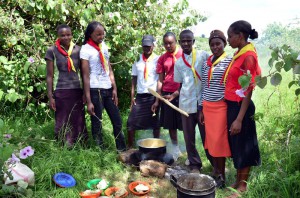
[1,46,300,197]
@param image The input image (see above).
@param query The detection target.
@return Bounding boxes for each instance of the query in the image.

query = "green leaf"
[268,58,275,67]
[0,89,4,100]
[270,73,282,86]
[295,88,300,96]
[293,64,300,74]
[283,58,293,71]
[27,86,33,92]
[5,92,19,103]
[255,76,267,89]
[271,50,278,61]
[288,81,297,88]
[24,61,30,73]
[0,56,8,64]
[281,44,290,51]
[238,74,251,89]
[275,61,283,72]
[47,0,57,9]
[37,64,46,76]
[17,180,28,189]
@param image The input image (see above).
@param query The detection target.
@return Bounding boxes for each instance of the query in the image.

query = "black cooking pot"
[137,138,167,155]
[170,173,216,198]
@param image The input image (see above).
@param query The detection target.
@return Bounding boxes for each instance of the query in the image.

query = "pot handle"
[170,175,178,188]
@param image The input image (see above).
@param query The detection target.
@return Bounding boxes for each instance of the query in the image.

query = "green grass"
[1,47,300,197]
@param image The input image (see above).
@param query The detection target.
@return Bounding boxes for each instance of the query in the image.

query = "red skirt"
[203,100,231,157]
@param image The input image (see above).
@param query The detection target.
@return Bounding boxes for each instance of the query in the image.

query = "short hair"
[229,20,258,40]
[83,21,104,44]
[56,24,71,34]
[179,29,194,39]
[163,32,177,42]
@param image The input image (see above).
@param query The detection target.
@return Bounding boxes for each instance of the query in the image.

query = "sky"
[187,0,300,37]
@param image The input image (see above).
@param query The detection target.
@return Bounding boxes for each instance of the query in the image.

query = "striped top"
[200,55,232,106]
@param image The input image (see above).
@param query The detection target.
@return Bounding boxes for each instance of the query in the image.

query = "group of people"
[45,20,261,196]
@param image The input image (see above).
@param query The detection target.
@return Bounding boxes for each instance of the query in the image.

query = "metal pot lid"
[176,173,216,193]
[137,138,166,148]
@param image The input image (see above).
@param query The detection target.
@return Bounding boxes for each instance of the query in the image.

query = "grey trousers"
[181,112,213,169]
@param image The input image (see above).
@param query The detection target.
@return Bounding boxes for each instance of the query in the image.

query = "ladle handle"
[170,175,178,188]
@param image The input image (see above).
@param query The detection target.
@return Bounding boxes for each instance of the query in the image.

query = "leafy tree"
[0,0,206,114]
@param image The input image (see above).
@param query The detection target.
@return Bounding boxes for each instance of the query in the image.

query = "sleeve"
[173,60,182,83]
[242,55,258,93]
[131,62,137,76]
[156,55,164,74]
[199,62,206,108]
[44,46,54,61]
[79,45,90,60]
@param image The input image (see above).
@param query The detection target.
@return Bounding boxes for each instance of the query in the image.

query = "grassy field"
[1,46,300,197]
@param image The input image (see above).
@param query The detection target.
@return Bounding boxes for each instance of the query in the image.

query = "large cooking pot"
[137,138,167,155]
[170,173,216,198]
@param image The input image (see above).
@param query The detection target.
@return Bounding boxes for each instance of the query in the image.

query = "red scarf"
[55,39,75,72]
[182,52,201,81]
[87,38,108,72]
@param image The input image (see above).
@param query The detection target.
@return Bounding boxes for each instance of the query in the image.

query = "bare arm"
[81,59,94,115]
[46,60,56,111]
[108,62,118,106]
[151,73,163,112]
[130,76,137,110]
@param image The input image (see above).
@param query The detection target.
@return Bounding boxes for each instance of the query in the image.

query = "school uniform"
[174,49,212,169]
[200,55,232,157]
[224,43,261,169]
[127,54,160,131]
[156,48,183,130]
[45,44,88,145]
[80,41,126,151]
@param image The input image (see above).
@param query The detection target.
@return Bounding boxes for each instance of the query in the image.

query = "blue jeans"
[90,88,126,151]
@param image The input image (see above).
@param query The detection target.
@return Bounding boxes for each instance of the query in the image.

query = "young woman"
[151,32,183,160]
[199,30,232,188]
[127,35,160,148]
[225,20,261,196]
[45,24,88,146]
[80,21,126,151]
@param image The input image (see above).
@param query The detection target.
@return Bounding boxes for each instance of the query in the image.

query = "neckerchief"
[142,53,154,81]
[182,48,201,83]
[222,43,256,85]
[87,38,109,73]
[206,52,227,87]
[55,39,76,72]
[166,46,179,70]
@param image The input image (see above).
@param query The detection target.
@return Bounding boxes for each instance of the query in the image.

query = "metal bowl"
[137,138,167,154]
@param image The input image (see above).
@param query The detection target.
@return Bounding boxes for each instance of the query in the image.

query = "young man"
[127,35,160,148]
[174,29,212,172]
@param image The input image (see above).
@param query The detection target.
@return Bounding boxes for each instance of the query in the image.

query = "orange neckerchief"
[142,53,154,81]
[206,52,227,87]
[222,43,256,85]
[55,39,76,72]
[87,38,109,73]
[165,46,179,70]
[182,48,201,83]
